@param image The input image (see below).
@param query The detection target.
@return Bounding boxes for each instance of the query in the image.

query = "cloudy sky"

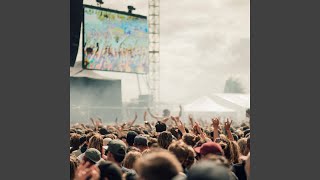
[80,0,250,103]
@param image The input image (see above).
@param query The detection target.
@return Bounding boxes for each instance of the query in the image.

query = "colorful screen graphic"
[83,6,149,74]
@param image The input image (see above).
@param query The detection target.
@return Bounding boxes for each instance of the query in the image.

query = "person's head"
[204,154,231,169]
[170,127,183,140]
[99,127,109,135]
[83,148,102,166]
[107,139,127,164]
[127,131,138,146]
[194,142,224,159]
[88,134,104,154]
[237,138,248,156]
[155,121,167,133]
[147,138,158,148]
[134,135,149,152]
[163,109,171,117]
[216,135,236,164]
[134,150,183,180]
[182,133,200,147]
[98,160,123,180]
[157,131,173,149]
[246,108,250,118]
[232,133,239,142]
[70,133,81,152]
[186,160,237,180]
[168,141,195,170]
[86,132,96,144]
[70,155,79,180]
[123,151,142,169]
[230,141,241,164]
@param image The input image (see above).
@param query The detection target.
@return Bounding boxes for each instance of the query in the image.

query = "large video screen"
[83,5,149,74]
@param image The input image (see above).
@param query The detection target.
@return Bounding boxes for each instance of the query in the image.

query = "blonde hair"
[237,138,248,156]
[134,150,183,180]
[88,134,103,154]
[123,151,142,169]
[168,141,195,169]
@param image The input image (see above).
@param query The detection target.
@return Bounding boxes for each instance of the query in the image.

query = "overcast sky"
[81,0,250,103]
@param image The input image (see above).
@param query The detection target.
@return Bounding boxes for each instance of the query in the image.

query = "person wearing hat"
[83,148,103,166]
[106,139,135,175]
[133,135,149,152]
[194,142,224,159]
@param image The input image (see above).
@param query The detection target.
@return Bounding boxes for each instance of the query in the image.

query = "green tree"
[224,77,245,93]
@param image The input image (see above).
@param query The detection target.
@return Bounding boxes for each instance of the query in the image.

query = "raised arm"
[212,118,220,141]
[172,116,186,135]
[178,105,183,117]
[128,112,138,128]
[192,121,206,141]
[147,107,162,120]
[224,118,235,141]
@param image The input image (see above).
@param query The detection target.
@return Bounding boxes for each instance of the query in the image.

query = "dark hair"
[98,160,122,180]
[127,131,138,146]
[99,128,109,135]
[86,132,96,143]
[170,127,182,140]
[158,131,173,149]
[70,156,79,180]
[232,133,239,141]
[70,133,81,153]
[111,151,126,163]
[155,121,167,132]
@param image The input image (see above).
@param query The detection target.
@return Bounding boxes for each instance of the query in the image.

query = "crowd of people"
[70,109,250,180]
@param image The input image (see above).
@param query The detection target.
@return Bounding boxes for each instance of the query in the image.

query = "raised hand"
[212,118,220,129]
[175,116,186,134]
[188,114,195,127]
[74,162,100,180]
[224,118,233,130]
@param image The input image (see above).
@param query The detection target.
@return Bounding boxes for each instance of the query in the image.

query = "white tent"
[184,96,234,112]
[210,93,250,122]
[183,96,236,122]
[212,93,250,109]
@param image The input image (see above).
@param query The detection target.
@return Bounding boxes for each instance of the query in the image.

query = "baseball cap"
[84,148,101,163]
[194,142,224,156]
[134,135,148,146]
[108,139,127,156]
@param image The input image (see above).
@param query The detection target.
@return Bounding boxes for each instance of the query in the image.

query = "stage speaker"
[70,0,83,67]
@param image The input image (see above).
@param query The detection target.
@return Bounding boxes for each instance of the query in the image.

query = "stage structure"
[148,0,160,112]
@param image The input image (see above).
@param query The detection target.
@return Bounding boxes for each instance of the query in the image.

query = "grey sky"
[80,0,250,103]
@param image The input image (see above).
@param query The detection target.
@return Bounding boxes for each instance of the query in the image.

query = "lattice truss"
[148,0,160,110]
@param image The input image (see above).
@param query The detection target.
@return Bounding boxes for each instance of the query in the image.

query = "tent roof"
[184,96,235,112]
[212,93,250,108]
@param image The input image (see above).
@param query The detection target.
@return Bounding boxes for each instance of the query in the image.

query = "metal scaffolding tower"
[148,0,160,111]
